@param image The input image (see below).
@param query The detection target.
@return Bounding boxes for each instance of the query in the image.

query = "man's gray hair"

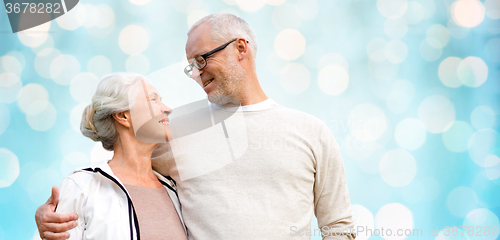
[80,73,144,151]
[188,13,257,58]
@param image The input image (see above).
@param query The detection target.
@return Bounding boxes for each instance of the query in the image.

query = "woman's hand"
[35,186,79,240]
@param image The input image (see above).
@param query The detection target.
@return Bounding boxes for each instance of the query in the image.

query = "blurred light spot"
[27,168,62,205]
[318,64,349,96]
[468,129,499,167]
[463,208,500,240]
[236,0,266,12]
[484,0,500,19]
[26,102,57,131]
[344,134,375,161]
[171,0,197,13]
[264,52,289,75]
[375,203,413,240]
[367,38,388,62]
[119,25,150,55]
[377,0,408,19]
[70,103,88,132]
[0,104,9,135]
[401,179,425,204]
[426,24,449,48]
[384,18,408,39]
[87,56,112,79]
[279,63,310,94]
[348,104,387,142]
[447,186,479,217]
[5,51,25,68]
[17,84,49,115]
[447,19,470,39]
[395,118,426,150]
[485,155,500,180]
[403,1,425,24]
[357,142,386,174]
[418,95,456,133]
[70,73,99,103]
[266,0,286,5]
[457,57,488,87]
[91,142,114,163]
[187,9,209,28]
[368,57,399,79]
[35,48,62,79]
[485,38,500,63]
[471,106,496,130]
[17,22,50,48]
[272,3,302,30]
[60,129,94,156]
[295,0,319,20]
[451,0,485,28]
[418,0,436,19]
[442,121,475,152]
[302,45,325,69]
[318,53,349,71]
[386,79,415,114]
[419,38,443,61]
[61,152,90,176]
[384,39,408,64]
[93,5,115,29]
[0,148,20,188]
[50,54,81,85]
[56,3,86,30]
[129,0,152,5]
[0,73,22,103]
[438,57,463,88]
[83,4,115,38]
[274,29,306,60]
[126,54,150,75]
[380,149,417,187]
[1,55,22,77]
[352,205,375,240]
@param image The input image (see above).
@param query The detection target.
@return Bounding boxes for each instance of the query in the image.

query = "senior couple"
[35,13,356,240]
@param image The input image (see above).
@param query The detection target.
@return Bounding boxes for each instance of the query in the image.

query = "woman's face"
[128,79,173,144]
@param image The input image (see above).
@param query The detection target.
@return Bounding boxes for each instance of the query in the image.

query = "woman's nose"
[161,105,172,116]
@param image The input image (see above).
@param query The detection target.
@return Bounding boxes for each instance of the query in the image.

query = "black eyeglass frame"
[184,38,249,78]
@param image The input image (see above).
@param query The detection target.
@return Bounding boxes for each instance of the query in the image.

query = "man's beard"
[207,56,245,106]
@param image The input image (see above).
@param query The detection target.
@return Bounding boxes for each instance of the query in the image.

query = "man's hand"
[35,186,78,240]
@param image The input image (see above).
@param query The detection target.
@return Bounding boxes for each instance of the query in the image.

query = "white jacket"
[56,161,187,240]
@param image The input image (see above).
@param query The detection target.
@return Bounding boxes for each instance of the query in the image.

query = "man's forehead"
[185,23,214,58]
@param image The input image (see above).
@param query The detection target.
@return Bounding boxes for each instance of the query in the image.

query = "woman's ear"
[113,111,132,128]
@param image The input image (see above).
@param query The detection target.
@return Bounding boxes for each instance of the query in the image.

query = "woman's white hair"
[188,13,257,59]
[80,72,144,151]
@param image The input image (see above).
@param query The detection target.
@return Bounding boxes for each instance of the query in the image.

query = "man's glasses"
[184,38,248,78]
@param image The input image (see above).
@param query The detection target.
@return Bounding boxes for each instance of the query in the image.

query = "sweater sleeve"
[56,176,86,240]
[313,123,356,240]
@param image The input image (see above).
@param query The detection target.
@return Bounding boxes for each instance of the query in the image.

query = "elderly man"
[35,13,356,240]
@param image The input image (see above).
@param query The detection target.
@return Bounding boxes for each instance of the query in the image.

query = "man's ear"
[236,38,249,61]
[113,111,132,128]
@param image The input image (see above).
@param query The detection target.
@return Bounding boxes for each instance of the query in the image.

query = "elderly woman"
[52,73,188,240]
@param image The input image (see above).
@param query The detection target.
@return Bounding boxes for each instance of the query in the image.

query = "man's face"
[185,23,245,105]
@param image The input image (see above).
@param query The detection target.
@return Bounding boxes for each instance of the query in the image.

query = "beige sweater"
[153,101,355,240]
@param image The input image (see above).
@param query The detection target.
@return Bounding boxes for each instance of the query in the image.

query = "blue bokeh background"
[0,0,499,239]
